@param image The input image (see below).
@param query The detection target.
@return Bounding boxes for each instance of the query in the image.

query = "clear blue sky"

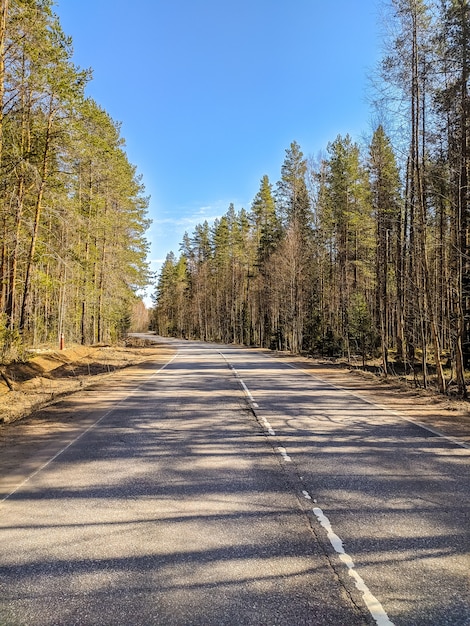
[54,0,383,299]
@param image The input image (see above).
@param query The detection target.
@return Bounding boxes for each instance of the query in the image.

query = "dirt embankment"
[0,339,171,425]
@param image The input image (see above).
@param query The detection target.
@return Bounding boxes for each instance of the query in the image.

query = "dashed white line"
[221,350,394,625]
[277,446,292,462]
[240,379,259,408]
[312,506,395,626]
[220,352,277,433]
[219,350,397,625]
[260,416,276,436]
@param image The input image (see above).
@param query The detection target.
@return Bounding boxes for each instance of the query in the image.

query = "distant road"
[0,336,469,625]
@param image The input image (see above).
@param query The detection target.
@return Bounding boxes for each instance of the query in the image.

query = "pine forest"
[154,0,470,397]
[0,0,469,399]
[0,0,151,360]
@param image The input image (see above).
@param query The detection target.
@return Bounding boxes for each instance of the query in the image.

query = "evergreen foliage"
[153,0,470,397]
[0,0,150,356]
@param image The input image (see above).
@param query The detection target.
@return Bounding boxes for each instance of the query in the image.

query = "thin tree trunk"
[0,1,8,315]
[19,105,55,331]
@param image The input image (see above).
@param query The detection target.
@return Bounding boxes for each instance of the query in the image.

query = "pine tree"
[276,141,312,238]
[369,125,403,373]
[434,0,470,395]
[251,174,281,264]
[321,135,373,359]
[249,175,280,347]
[274,142,315,352]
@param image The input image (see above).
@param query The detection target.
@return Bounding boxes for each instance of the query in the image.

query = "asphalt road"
[0,337,469,625]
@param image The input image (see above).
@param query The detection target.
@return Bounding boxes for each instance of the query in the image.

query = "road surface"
[0,337,469,625]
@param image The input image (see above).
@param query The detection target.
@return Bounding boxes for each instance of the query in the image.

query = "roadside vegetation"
[153,0,470,398]
[0,0,151,363]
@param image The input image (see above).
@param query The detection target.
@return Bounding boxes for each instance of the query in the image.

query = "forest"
[154,0,470,397]
[0,0,151,361]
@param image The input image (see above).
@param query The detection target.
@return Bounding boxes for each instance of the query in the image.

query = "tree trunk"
[19,105,55,331]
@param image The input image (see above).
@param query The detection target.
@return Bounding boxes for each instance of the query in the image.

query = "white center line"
[277,446,292,462]
[260,416,276,436]
[239,379,259,408]
[219,350,394,625]
[312,506,395,626]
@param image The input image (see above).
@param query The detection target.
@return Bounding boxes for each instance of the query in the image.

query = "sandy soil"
[0,341,469,484]
[0,339,173,425]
